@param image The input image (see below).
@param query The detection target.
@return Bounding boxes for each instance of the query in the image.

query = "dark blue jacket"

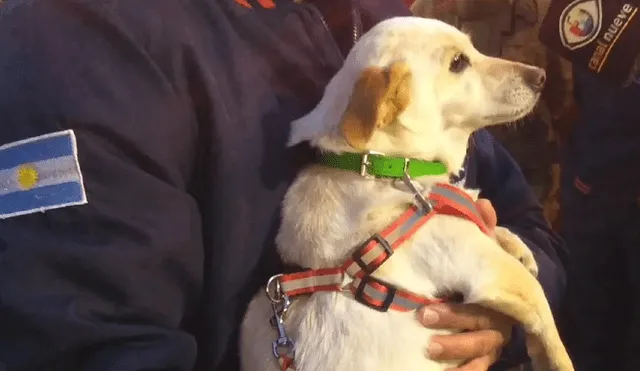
[562,67,640,217]
[0,0,567,370]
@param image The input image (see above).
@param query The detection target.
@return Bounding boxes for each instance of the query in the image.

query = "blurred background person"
[540,1,640,370]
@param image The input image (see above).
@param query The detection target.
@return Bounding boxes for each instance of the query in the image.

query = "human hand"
[419,303,514,370]
[475,198,497,237]
[417,198,515,371]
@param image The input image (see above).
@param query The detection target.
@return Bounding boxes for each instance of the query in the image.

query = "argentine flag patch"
[0,130,87,219]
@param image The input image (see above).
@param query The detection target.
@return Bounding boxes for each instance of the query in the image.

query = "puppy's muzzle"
[522,67,546,93]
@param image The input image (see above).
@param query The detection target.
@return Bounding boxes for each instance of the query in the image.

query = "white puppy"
[240,16,572,371]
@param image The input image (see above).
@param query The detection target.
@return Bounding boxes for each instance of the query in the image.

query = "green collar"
[316,151,448,179]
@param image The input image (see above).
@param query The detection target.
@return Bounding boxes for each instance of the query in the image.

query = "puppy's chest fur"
[266,166,492,371]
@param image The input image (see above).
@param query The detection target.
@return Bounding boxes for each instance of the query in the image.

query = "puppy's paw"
[527,335,574,371]
[494,226,538,277]
[550,358,575,371]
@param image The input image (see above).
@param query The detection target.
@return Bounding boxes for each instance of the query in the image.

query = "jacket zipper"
[310,0,363,56]
[350,0,362,46]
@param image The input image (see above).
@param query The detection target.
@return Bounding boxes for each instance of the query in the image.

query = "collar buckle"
[359,150,384,179]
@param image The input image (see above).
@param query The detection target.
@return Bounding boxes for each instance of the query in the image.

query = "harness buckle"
[351,233,393,274]
[353,275,397,312]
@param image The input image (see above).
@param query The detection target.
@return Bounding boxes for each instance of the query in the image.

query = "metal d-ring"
[265,274,284,303]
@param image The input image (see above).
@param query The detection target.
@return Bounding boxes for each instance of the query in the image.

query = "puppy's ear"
[340,61,412,150]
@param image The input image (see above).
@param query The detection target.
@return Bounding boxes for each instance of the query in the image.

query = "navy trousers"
[560,182,640,371]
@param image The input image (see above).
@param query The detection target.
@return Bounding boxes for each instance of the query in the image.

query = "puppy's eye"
[449,53,470,73]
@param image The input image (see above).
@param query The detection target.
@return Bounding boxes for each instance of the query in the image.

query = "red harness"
[268,183,489,371]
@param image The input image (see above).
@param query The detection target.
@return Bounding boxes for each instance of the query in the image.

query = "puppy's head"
[289,17,545,172]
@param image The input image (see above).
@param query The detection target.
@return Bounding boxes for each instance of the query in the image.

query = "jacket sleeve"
[470,130,569,370]
[0,2,201,370]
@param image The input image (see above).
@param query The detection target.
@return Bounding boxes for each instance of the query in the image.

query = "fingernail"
[421,308,440,325]
[427,341,443,358]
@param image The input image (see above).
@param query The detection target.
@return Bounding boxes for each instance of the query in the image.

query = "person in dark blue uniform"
[539,2,640,370]
[0,1,567,370]
[559,68,640,371]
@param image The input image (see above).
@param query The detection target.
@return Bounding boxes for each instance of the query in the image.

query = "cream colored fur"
[240,17,572,371]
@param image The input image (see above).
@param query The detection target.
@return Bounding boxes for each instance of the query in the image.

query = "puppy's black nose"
[524,67,546,93]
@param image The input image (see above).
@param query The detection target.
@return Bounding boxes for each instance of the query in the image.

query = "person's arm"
[0,2,201,370]
[470,129,569,369]
[539,0,640,86]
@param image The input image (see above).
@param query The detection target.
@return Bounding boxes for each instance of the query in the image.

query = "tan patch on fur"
[340,62,413,150]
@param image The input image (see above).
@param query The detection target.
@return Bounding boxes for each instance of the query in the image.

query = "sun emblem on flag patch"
[0,130,87,219]
[16,164,39,190]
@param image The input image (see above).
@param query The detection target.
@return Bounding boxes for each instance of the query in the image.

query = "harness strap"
[429,183,489,235]
[279,184,486,304]
[348,275,443,312]
[280,268,344,296]
[343,183,487,279]
[273,183,488,370]
[341,207,435,279]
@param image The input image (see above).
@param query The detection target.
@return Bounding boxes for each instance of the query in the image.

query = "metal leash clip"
[265,274,295,359]
[402,160,433,213]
